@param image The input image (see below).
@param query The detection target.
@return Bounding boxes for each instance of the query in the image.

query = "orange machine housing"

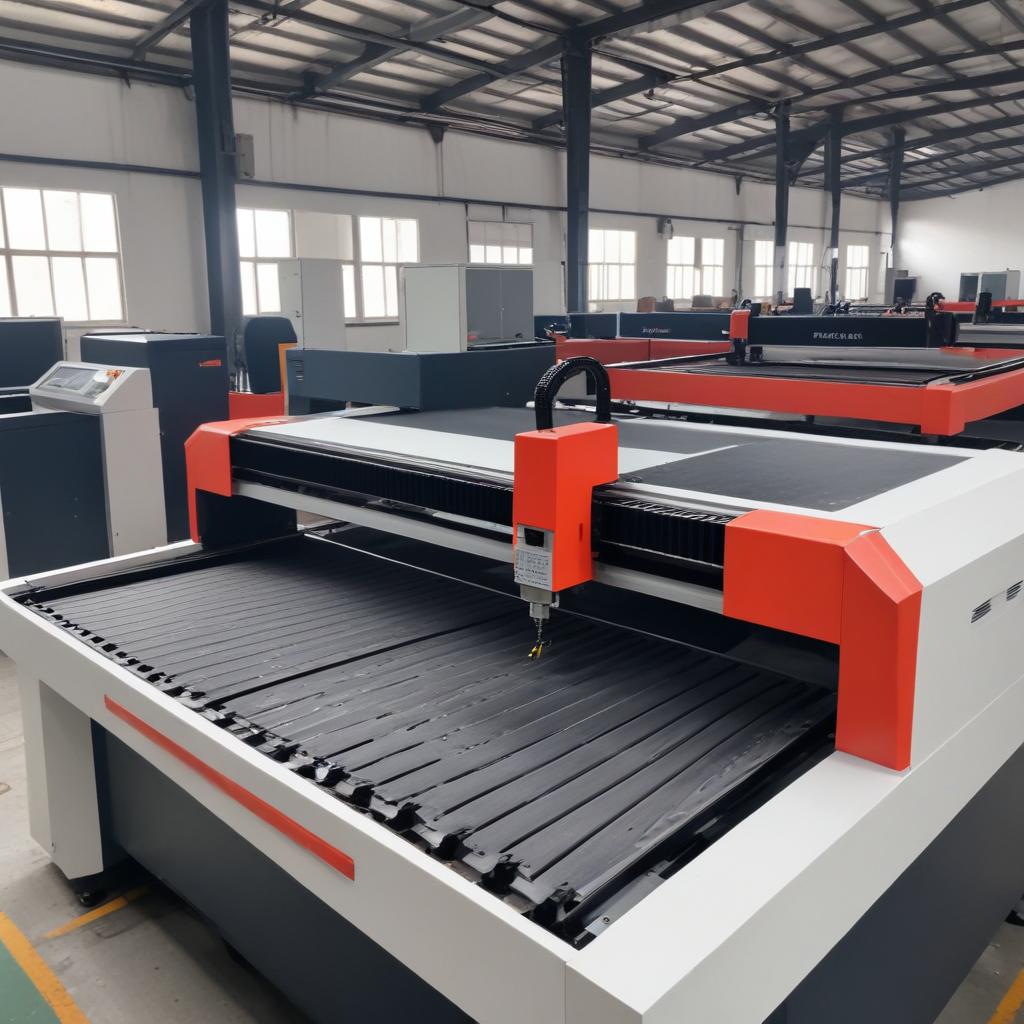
[724,509,922,770]
[512,422,619,593]
[185,417,290,542]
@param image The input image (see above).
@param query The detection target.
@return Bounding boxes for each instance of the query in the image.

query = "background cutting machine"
[0,361,166,578]
[2,359,1024,1024]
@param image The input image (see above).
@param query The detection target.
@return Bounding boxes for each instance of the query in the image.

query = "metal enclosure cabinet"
[0,318,64,386]
[959,270,1022,301]
[30,363,166,559]
[401,265,533,352]
[286,344,555,412]
[277,258,348,350]
[0,411,107,578]
[80,333,229,542]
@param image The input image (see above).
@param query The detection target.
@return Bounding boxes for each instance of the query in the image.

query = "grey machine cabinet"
[401,265,533,352]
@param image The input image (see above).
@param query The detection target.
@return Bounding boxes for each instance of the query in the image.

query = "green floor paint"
[0,942,59,1024]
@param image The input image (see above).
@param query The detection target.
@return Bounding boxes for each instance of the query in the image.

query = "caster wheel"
[76,889,108,909]
[1007,908,1024,927]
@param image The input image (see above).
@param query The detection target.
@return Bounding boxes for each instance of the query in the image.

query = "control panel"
[30,362,155,415]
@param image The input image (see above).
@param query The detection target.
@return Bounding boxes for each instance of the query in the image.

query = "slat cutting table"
[3,362,1024,1024]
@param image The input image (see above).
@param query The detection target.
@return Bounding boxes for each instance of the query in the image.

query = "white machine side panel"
[565,673,1024,1023]
[300,259,347,350]
[401,265,465,352]
[878,453,1024,760]
[38,681,106,879]
[16,674,52,859]
[0,588,570,1024]
[100,408,168,556]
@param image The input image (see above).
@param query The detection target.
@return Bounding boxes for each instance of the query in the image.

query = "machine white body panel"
[30,362,167,557]
[278,258,348,350]
[401,264,467,353]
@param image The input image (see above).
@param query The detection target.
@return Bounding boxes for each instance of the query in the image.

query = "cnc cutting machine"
[3,358,1024,1024]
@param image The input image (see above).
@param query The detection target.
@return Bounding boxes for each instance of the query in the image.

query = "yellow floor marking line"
[43,886,149,940]
[0,911,89,1024]
[989,966,1024,1024]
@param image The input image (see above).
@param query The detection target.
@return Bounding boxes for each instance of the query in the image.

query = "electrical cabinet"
[400,265,533,352]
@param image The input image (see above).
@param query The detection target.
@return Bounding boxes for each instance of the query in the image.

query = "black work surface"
[371,405,751,454]
[627,438,964,511]
[356,408,965,509]
[24,537,833,940]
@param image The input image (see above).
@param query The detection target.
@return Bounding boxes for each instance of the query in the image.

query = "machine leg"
[18,677,122,896]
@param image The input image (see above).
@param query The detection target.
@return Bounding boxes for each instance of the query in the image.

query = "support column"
[773,100,791,306]
[888,127,906,268]
[191,0,243,373]
[825,110,844,304]
[563,34,592,313]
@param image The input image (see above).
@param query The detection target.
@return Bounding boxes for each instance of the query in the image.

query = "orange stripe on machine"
[104,696,356,880]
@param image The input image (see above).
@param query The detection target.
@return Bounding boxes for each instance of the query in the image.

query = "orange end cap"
[730,308,751,341]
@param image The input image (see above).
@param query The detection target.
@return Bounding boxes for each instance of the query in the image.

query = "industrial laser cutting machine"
[3,358,1024,1024]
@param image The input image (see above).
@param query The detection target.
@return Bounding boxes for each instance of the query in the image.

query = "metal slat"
[22,537,834,942]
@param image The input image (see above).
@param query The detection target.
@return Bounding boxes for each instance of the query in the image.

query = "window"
[588,228,636,302]
[754,240,774,299]
[358,216,418,319]
[699,237,724,297]
[0,187,124,322]
[238,208,291,316]
[468,221,532,265]
[666,236,696,301]
[845,244,870,300]
[788,241,816,295]
[666,236,724,300]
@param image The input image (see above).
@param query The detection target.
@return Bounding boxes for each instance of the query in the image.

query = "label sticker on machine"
[514,526,553,588]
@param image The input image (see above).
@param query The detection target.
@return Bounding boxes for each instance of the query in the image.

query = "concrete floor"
[0,653,1021,1024]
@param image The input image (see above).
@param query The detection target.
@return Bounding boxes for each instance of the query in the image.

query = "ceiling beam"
[531,66,671,130]
[228,0,502,76]
[299,2,504,98]
[899,151,1024,190]
[841,112,1024,166]
[421,0,746,112]
[903,168,1024,199]
[642,45,1024,150]
[132,0,210,59]
[639,1,1012,149]
[843,134,1024,186]
[702,87,1024,163]
[654,0,989,94]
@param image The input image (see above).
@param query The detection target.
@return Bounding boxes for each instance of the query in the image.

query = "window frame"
[588,228,637,304]
[237,207,294,317]
[788,240,817,295]
[0,186,127,325]
[666,236,725,302]
[354,215,420,321]
[753,239,774,300]
[844,244,871,301]
[467,220,533,266]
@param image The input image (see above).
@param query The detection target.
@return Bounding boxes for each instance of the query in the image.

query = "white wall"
[901,179,1024,299]
[0,60,891,354]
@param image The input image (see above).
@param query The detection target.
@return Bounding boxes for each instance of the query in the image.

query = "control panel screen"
[41,367,96,391]
[39,365,123,399]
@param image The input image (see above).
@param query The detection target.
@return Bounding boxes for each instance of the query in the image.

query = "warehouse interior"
[2,1,1024,1023]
